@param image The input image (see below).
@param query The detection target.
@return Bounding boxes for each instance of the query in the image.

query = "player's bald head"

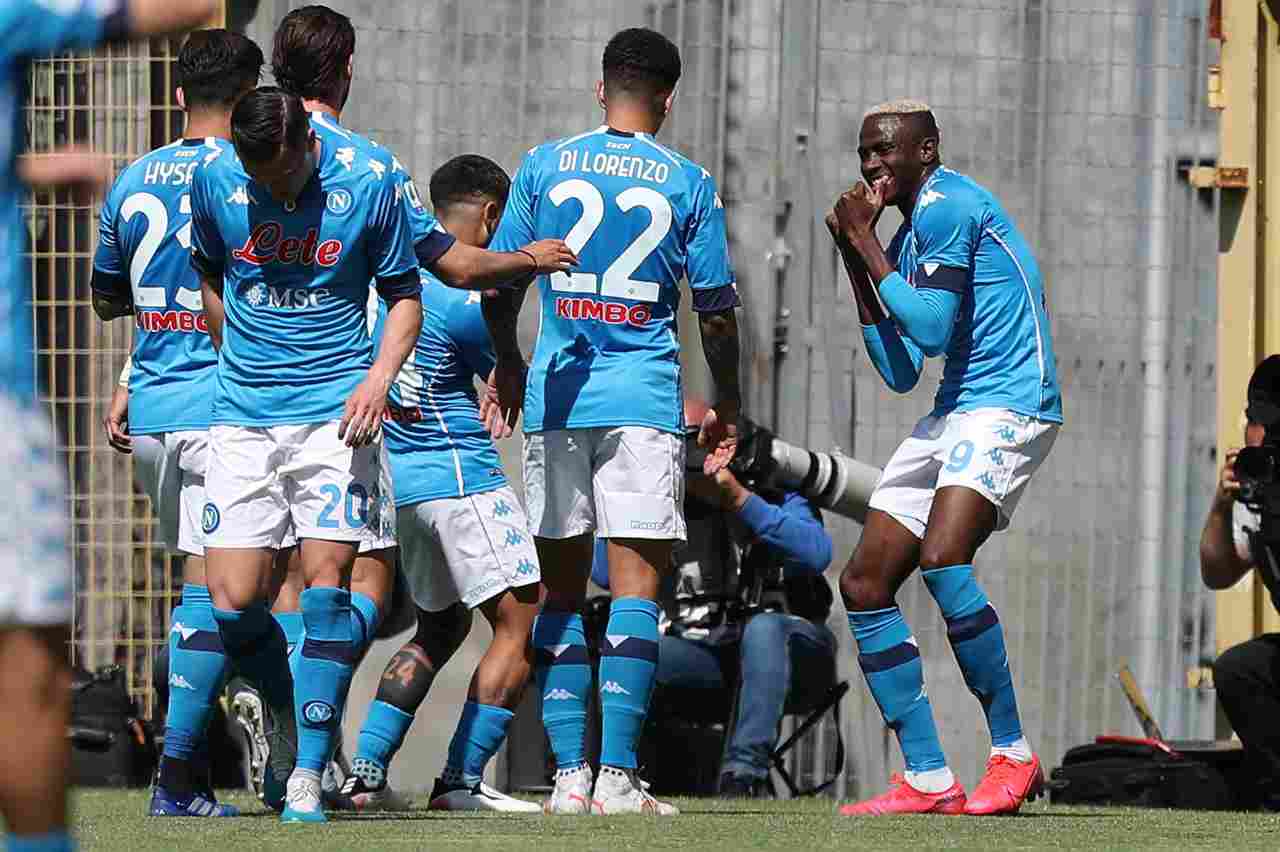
[863,99,940,148]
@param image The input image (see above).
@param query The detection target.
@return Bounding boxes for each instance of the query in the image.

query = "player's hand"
[834,179,886,239]
[103,384,131,454]
[480,358,527,440]
[1215,448,1242,508]
[339,373,390,448]
[697,401,739,475]
[18,146,113,203]
[520,239,578,275]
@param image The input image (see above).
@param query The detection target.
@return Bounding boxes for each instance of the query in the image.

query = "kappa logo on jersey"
[201,502,220,534]
[554,297,652,328]
[335,147,356,170]
[226,185,255,206]
[326,189,353,216]
[302,700,336,725]
[918,189,946,209]
[231,222,343,268]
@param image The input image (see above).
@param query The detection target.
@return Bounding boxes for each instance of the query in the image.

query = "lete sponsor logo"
[231,222,343,267]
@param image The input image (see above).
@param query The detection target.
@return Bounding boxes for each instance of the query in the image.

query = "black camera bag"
[1049,737,1238,810]
[68,665,156,787]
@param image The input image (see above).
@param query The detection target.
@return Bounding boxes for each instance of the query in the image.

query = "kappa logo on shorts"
[986,447,1006,466]
[975,471,998,492]
[994,424,1017,443]
[201,503,221,534]
[302,700,336,725]
[516,558,537,577]
[504,529,524,548]
[492,500,513,519]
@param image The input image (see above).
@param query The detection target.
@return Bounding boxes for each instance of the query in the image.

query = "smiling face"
[857,112,938,208]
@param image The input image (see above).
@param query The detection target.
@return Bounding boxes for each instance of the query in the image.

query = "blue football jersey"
[490,126,736,435]
[189,114,419,427]
[94,137,227,434]
[2,0,119,401]
[887,167,1063,423]
[373,270,505,506]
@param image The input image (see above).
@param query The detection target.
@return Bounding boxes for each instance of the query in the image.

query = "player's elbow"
[912,325,951,358]
[881,367,920,394]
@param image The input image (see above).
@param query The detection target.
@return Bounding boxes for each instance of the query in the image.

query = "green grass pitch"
[70,789,1280,851]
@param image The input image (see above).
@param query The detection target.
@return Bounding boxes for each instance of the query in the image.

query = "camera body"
[685,417,881,523]
[1236,444,1280,513]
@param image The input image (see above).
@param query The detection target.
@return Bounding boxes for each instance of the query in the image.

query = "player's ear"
[483,200,502,233]
[595,80,607,111]
[175,86,186,111]
[663,85,677,116]
[919,135,939,165]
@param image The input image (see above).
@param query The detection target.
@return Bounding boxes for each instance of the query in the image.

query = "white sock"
[903,766,955,794]
[991,736,1033,764]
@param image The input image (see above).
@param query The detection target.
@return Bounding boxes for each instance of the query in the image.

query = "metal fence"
[26,0,1221,795]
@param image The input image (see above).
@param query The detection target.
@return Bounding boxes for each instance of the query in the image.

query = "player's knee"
[918,544,968,573]
[413,603,472,664]
[1212,642,1256,696]
[0,628,71,713]
[839,561,893,612]
[741,612,786,650]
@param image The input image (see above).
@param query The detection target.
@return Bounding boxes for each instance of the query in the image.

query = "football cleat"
[281,772,326,823]
[149,785,240,817]
[333,769,413,813]
[226,675,296,813]
[838,773,967,816]
[964,754,1044,815]
[428,777,541,813]
[544,763,593,815]
[591,766,678,816]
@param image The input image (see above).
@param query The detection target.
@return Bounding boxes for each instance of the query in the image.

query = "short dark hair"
[177,29,264,109]
[231,87,309,164]
[602,28,681,100]
[429,155,510,216]
[272,5,355,102]
[1248,355,1280,427]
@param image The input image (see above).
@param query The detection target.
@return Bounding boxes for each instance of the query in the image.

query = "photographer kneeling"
[1201,354,1280,811]
[592,397,836,798]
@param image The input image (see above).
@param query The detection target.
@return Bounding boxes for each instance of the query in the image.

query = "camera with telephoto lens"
[1236,443,1280,513]
[684,417,882,523]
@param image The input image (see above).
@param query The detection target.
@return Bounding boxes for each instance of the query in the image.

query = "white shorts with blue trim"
[867,407,1058,538]
[0,395,71,626]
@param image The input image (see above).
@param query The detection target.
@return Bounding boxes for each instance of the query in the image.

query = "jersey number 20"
[547,179,672,303]
[121,191,202,311]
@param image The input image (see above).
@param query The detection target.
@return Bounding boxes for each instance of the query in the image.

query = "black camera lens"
[1236,446,1277,483]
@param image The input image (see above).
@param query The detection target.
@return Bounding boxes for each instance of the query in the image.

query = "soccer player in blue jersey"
[92,28,263,819]
[1,3,216,848]
[827,100,1061,816]
[189,86,423,824]
[337,155,543,814]
[482,27,742,816]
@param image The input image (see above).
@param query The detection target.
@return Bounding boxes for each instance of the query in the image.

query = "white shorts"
[0,396,71,626]
[398,485,540,612]
[131,430,210,557]
[203,421,386,550]
[867,407,1059,538]
[523,426,686,543]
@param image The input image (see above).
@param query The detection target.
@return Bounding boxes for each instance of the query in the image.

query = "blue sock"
[274,611,305,682]
[597,597,659,770]
[355,699,414,780]
[295,587,354,773]
[923,565,1024,748]
[533,610,590,770]
[212,602,293,718]
[848,607,947,772]
[163,585,226,765]
[349,591,380,662]
[444,701,514,787]
[6,832,73,852]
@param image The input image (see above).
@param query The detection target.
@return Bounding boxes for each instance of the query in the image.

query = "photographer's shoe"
[718,772,769,799]
[591,765,678,816]
[964,754,1044,815]
[838,773,967,816]
[544,763,592,815]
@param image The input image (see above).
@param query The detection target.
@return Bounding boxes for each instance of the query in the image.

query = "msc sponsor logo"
[302,700,336,725]
[243,282,333,309]
[231,222,343,268]
[326,189,353,215]
[201,502,221,534]
[554,297,651,328]
[136,310,208,333]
